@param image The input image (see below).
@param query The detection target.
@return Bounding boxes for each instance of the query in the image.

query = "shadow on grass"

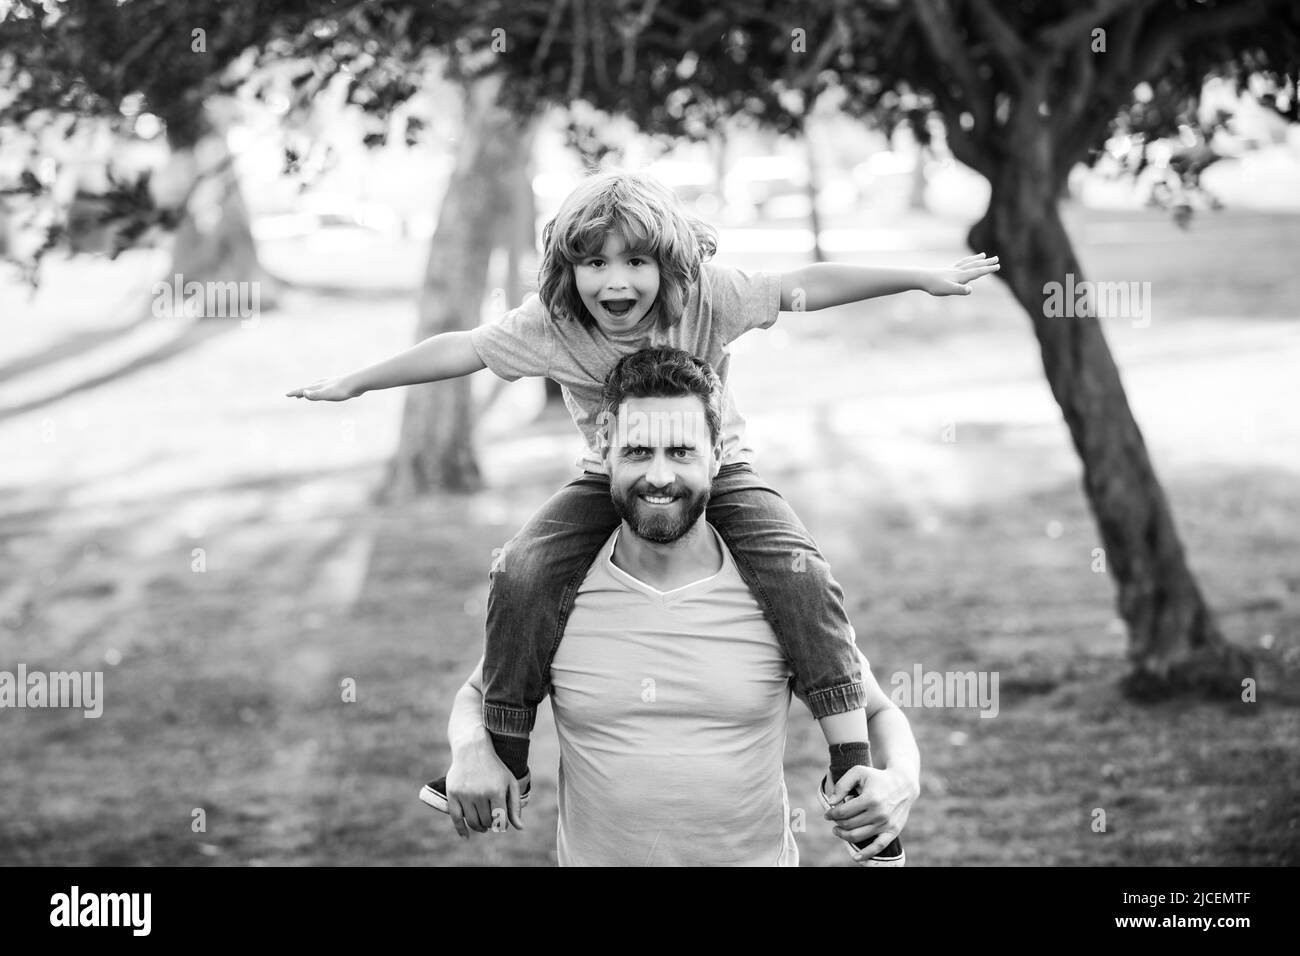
[1,461,1298,865]
[0,316,243,425]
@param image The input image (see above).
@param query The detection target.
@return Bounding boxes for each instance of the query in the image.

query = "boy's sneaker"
[419,773,531,814]
[817,775,906,866]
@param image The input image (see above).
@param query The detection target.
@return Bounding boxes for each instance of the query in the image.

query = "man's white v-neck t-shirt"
[549,524,799,866]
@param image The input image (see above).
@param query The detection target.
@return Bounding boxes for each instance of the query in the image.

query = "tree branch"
[929,83,992,175]
[1036,0,1150,49]
[616,0,660,84]
[967,0,1030,88]
[1058,100,1119,180]
[678,8,739,53]
[1109,0,1152,76]
[1130,0,1284,84]
[1074,0,1154,127]
[531,0,569,75]
[1060,29,1097,127]
[1052,0,1161,173]
[912,0,991,133]
[792,3,851,89]
[111,17,172,94]
[591,0,610,91]
[568,0,588,101]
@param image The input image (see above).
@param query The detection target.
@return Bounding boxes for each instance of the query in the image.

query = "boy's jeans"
[481,463,867,736]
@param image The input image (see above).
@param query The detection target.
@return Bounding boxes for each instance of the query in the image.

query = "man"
[441,347,920,865]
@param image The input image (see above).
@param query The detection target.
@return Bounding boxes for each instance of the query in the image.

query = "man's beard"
[611,482,710,544]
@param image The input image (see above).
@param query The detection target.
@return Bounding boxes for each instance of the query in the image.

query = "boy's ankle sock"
[828,741,872,785]
[826,740,906,863]
[488,731,531,780]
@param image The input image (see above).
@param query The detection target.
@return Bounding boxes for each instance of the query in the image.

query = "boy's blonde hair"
[538,170,718,332]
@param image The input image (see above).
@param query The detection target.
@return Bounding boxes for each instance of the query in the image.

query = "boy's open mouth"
[601,298,637,318]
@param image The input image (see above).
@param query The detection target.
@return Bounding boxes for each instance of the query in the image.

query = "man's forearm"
[345,329,485,395]
[784,264,930,311]
[867,705,921,795]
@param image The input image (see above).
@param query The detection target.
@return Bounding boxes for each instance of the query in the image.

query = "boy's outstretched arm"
[286,329,487,401]
[779,254,999,311]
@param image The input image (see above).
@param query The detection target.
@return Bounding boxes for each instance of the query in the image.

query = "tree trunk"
[377,76,524,500]
[161,110,277,314]
[710,128,728,212]
[502,130,537,311]
[498,128,560,407]
[908,144,928,211]
[803,131,826,263]
[969,154,1251,699]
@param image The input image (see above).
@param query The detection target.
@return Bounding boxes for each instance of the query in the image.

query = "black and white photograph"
[1,0,1297,895]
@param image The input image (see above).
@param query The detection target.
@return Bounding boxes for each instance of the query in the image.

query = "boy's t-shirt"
[469,262,782,474]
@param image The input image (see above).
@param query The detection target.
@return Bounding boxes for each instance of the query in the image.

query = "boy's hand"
[823,764,917,862]
[923,253,1000,296]
[285,376,360,401]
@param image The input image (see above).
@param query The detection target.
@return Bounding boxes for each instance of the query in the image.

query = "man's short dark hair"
[598,347,723,448]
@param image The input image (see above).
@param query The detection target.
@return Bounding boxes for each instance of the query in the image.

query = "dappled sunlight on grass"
[2,209,1298,865]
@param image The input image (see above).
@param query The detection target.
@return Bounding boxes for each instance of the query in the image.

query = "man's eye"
[671,448,692,458]
[624,447,649,457]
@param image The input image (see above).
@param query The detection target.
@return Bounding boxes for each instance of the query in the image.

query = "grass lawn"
[1,207,1297,866]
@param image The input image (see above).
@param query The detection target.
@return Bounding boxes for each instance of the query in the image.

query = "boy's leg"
[706,465,905,862]
[705,463,866,719]
[706,464,903,863]
[479,471,619,774]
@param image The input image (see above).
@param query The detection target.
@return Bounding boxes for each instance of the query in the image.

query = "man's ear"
[596,410,613,460]
[711,441,724,478]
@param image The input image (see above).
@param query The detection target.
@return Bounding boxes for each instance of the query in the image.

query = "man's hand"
[445,741,525,839]
[823,765,918,862]
[922,253,1000,296]
[285,375,361,401]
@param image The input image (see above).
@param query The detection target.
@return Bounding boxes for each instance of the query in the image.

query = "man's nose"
[645,451,676,488]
